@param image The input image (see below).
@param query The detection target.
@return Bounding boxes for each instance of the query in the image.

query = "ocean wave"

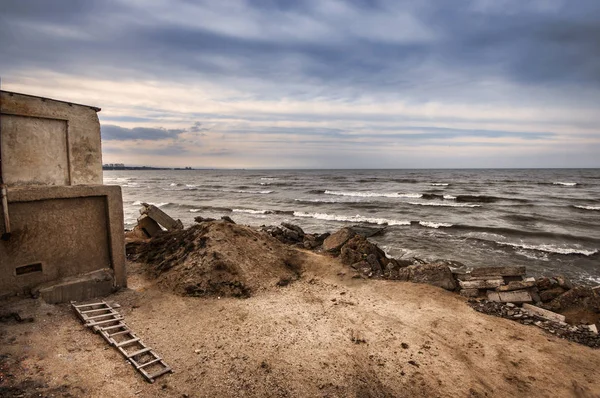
[391,178,418,184]
[220,189,273,194]
[232,208,294,215]
[233,208,269,215]
[495,241,597,256]
[408,202,481,208]
[170,183,183,187]
[293,212,411,226]
[260,177,278,181]
[419,221,453,228]
[431,183,449,186]
[324,190,421,199]
[574,205,600,211]
[455,195,528,204]
[553,182,578,186]
[131,201,169,208]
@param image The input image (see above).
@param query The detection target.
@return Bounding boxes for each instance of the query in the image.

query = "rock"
[555,275,573,290]
[283,228,300,241]
[340,246,362,265]
[365,254,382,274]
[221,216,235,224]
[137,214,163,238]
[323,227,356,253]
[194,216,216,223]
[536,277,558,291]
[539,287,566,303]
[545,286,600,313]
[281,223,304,236]
[403,263,457,291]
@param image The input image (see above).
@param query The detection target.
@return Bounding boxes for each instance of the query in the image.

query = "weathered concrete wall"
[0,90,103,186]
[0,185,126,297]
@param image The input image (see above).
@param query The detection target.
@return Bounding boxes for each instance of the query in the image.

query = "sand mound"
[126,221,302,297]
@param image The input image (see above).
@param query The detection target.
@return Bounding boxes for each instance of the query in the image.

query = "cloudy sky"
[1,0,599,168]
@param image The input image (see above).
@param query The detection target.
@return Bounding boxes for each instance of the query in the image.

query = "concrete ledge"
[36,269,115,304]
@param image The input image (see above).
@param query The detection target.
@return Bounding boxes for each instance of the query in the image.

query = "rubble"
[130,203,184,238]
[469,300,600,348]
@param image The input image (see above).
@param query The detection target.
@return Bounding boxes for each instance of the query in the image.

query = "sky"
[1,0,599,169]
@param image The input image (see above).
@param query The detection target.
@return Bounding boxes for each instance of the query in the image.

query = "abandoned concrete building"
[0,90,126,303]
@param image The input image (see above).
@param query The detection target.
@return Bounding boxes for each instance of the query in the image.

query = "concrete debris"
[522,303,566,323]
[487,290,533,304]
[469,300,600,348]
[470,266,526,278]
[140,203,184,231]
[136,214,163,238]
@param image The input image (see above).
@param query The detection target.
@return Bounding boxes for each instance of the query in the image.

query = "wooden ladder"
[72,301,173,383]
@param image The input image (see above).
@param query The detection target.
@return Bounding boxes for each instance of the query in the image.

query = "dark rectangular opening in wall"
[16,262,43,275]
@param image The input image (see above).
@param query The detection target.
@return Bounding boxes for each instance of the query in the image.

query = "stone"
[555,275,573,290]
[365,254,382,273]
[546,286,600,313]
[281,223,304,236]
[323,227,356,253]
[539,287,566,302]
[283,228,300,241]
[221,216,236,224]
[194,216,216,223]
[588,324,598,334]
[340,246,362,265]
[405,263,457,291]
[497,280,536,292]
[459,279,504,289]
[471,266,526,277]
[536,277,558,291]
[486,290,533,303]
[522,303,566,323]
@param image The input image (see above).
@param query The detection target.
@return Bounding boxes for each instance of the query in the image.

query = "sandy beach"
[2,221,600,398]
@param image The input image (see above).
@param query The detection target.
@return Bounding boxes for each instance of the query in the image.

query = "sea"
[104,169,600,285]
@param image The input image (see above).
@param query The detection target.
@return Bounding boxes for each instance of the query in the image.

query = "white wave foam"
[131,201,168,208]
[497,241,597,256]
[295,198,342,203]
[574,205,600,211]
[408,202,481,208]
[431,183,448,186]
[233,208,269,214]
[170,183,178,186]
[553,182,577,186]
[189,209,201,213]
[443,195,456,200]
[186,184,197,188]
[325,190,421,199]
[260,177,278,181]
[419,221,453,228]
[293,212,410,226]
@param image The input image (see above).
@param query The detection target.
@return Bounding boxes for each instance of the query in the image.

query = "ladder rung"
[81,308,112,314]
[116,337,140,347]
[137,358,162,369]
[99,323,127,331]
[148,367,172,381]
[85,312,118,320]
[86,317,123,326]
[127,347,152,358]
[108,330,131,337]
[73,302,106,308]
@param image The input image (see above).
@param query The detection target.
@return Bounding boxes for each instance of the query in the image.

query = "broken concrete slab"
[497,280,536,292]
[459,288,480,298]
[137,214,163,238]
[141,203,183,231]
[471,266,526,277]
[459,278,504,289]
[522,303,566,323]
[486,289,533,303]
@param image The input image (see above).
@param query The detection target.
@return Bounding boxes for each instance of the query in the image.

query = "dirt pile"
[126,221,302,298]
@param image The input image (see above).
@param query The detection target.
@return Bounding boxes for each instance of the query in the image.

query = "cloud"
[1,0,599,167]
[101,125,184,141]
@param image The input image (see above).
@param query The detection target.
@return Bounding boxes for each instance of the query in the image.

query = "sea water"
[104,169,600,284]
